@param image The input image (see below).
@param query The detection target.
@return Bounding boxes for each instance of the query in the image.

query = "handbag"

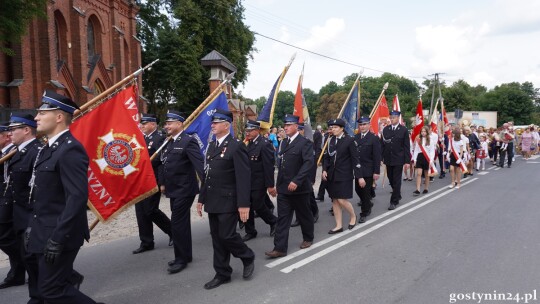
[475,149,486,159]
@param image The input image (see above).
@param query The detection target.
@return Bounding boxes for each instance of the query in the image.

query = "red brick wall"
[0,0,141,111]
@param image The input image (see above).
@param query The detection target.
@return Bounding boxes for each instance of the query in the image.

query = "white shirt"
[412,137,435,162]
[172,130,183,142]
[48,129,69,147]
[1,143,14,154]
[216,132,230,146]
[451,139,464,155]
[288,132,300,144]
[18,138,37,150]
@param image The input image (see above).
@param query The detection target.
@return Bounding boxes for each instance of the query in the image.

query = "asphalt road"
[2,155,540,304]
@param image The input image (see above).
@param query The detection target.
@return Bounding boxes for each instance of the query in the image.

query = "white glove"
[456,159,462,165]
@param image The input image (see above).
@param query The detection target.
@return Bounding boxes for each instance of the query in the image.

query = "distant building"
[0,0,142,119]
[201,50,257,136]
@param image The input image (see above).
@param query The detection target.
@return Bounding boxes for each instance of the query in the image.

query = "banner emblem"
[94,130,144,178]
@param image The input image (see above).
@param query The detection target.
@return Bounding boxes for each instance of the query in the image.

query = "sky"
[237,0,540,100]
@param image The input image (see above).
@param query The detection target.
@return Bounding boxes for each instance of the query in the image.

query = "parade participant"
[411,126,435,195]
[0,122,25,289]
[519,127,533,160]
[322,118,359,233]
[291,123,319,227]
[6,113,43,302]
[196,109,255,289]
[132,113,172,254]
[476,134,488,170]
[448,128,465,189]
[353,117,381,224]
[160,110,204,274]
[242,120,277,242]
[498,123,514,168]
[265,114,314,258]
[28,90,101,303]
[381,111,410,210]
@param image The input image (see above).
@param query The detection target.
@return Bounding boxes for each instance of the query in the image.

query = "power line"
[253,32,425,80]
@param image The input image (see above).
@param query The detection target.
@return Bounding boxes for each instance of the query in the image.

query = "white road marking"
[265,185,451,269]
[477,171,489,175]
[279,178,479,273]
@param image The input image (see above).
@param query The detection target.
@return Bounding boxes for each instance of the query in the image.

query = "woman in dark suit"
[323,118,360,234]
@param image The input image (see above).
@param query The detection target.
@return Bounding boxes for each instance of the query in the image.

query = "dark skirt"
[449,153,459,166]
[415,153,429,170]
[327,179,353,199]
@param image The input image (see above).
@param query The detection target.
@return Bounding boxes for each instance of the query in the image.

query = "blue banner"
[257,75,280,123]
[185,91,233,154]
[341,82,359,136]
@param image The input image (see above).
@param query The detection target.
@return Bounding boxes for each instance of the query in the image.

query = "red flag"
[440,98,451,137]
[411,99,424,142]
[293,73,304,123]
[370,95,389,135]
[430,108,439,134]
[392,94,404,125]
[71,86,157,221]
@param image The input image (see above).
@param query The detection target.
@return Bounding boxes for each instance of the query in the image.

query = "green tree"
[137,0,255,114]
[271,91,295,127]
[0,0,47,55]
[303,88,320,124]
[317,91,347,123]
[318,81,341,96]
[479,82,535,125]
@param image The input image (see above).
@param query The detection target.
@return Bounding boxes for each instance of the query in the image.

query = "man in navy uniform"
[197,108,255,289]
[242,120,277,242]
[6,113,42,301]
[265,114,314,258]
[0,122,25,289]
[381,110,410,210]
[354,117,381,223]
[28,90,102,303]
[160,110,204,274]
[132,113,172,254]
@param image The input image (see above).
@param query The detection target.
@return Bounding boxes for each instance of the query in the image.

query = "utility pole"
[426,73,445,119]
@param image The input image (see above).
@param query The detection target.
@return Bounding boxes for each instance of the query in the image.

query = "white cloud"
[297,18,346,51]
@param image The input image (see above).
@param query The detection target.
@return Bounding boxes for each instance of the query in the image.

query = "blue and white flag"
[185,90,233,153]
[340,81,359,136]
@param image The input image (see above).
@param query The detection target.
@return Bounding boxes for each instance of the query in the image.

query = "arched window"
[94,79,105,94]
[87,15,102,62]
[54,10,68,62]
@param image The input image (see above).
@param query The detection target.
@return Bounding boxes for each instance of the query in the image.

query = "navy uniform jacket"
[7,139,42,233]
[276,134,313,195]
[145,130,165,184]
[27,131,90,253]
[200,134,251,213]
[313,131,323,158]
[322,135,361,182]
[247,136,274,191]
[354,131,382,178]
[381,124,411,166]
[0,145,16,224]
[161,132,204,199]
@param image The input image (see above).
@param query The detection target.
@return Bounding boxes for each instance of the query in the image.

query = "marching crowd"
[1,91,539,303]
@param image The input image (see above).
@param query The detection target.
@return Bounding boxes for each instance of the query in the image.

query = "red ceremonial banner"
[371,95,389,135]
[71,86,157,221]
[411,99,424,142]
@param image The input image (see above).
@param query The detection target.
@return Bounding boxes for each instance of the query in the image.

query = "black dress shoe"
[0,280,25,289]
[238,222,245,230]
[70,272,84,290]
[242,233,257,242]
[167,263,187,274]
[132,245,154,254]
[290,219,300,227]
[316,197,324,201]
[348,223,356,230]
[328,228,343,234]
[358,216,367,223]
[388,204,397,210]
[204,277,231,290]
[269,224,276,237]
[242,259,255,279]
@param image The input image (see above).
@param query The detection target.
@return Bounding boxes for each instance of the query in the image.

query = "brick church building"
[0,0,142,119]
